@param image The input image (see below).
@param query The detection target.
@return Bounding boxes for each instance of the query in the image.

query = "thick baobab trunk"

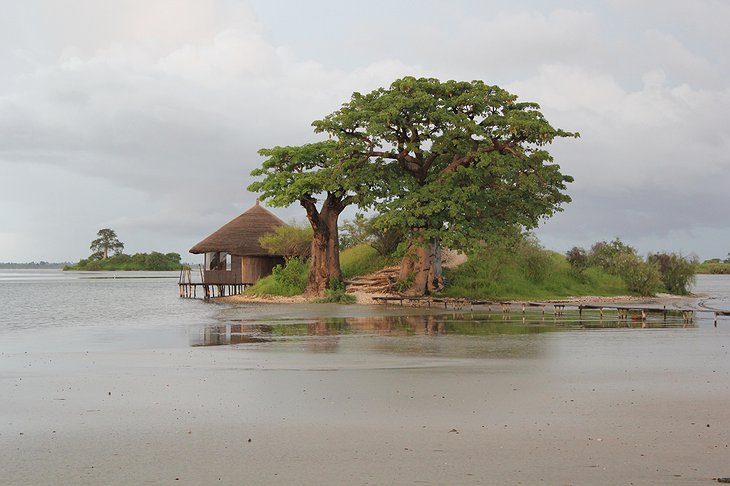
[302,195,345,296]
[307,227,330,295]
[399,235,444,296]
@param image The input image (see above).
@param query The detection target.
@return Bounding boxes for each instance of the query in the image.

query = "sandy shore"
[220,290,706,308]
[2,300,730,485]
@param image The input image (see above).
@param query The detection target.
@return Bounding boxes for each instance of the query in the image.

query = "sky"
[1,0,728,262]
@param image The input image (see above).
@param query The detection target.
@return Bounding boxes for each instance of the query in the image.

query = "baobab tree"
[314,76,578,295]
[249,140,383,295]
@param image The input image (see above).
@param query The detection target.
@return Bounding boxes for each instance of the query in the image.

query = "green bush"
[566,246,589,272]
[317,279,356,304]
[245,257,309,296]
[586,238,662,295]
[647,252,698,295]
[613,253,662,295]
[442,235,628,300]
[518,237,551,282]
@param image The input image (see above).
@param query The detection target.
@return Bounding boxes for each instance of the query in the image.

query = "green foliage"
[443,236,628,300]
[65,252,181,271]
[698,254,730,274]
[317,279,357,304]
[89,228,124,260]
[588,238,636,273]
[340,213,404,256]
[339,213,372,250]
[245,258,309,296]
[249,141,379,210]
[612,252,662,295]
[586,238,661,295]
[566,246,589,273]
[647,252,698,295]
[259,224,313,260]
[518,236,552,282]
[698,261,730,274]
[340,244,394,279]
[314,76,578,255]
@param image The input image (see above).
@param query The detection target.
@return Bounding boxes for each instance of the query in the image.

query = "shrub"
[246,257,309,296]
[317,279,356,304]
[518,237,551,282]
[647,252,698,295]
[566,246,589,272]
[588,238,636,274]
[259,224,312,260]
[612,252,662,295]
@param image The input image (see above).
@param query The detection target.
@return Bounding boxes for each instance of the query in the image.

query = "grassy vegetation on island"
[64,252,182,271]
[245,233,699,302]
[442,240,628,300]
[245,244,394,298]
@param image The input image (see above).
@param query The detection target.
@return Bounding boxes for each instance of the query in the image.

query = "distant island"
[63,228,183,271]
[0,262,70,269]
[64,252,182,271]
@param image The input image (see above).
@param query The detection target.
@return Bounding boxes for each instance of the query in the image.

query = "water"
[1,269,729,355]
[3,270,730,485]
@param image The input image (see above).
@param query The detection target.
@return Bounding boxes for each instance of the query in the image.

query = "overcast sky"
[1,0,728,262]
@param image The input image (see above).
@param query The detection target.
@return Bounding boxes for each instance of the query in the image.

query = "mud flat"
[1,299,729,485]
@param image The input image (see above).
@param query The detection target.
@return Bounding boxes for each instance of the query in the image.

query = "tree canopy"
[312,77,577,293]
[248,141,384,294]
[90,228,124,260]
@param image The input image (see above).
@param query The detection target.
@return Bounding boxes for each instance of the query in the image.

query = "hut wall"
[203,255,243,285]
[242,256,285,283]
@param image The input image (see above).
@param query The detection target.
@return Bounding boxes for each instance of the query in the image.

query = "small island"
[64,228,182,271]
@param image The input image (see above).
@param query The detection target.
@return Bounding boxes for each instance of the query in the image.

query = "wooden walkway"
[370,296,722,324]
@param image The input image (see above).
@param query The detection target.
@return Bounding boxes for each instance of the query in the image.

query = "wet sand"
[2,303,730,485]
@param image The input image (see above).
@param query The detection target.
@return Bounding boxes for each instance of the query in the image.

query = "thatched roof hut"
[189,201,287,285]
[190,200,285,256]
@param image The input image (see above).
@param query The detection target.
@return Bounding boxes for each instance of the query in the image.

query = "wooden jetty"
[370,295,704,323]
[178,264,250,300]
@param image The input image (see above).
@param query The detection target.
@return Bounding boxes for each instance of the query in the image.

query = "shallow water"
[1,270,729,358]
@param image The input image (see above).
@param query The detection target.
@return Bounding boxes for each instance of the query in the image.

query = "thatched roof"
[189,202,286,256]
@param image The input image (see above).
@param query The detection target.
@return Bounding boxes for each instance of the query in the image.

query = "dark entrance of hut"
[182,200,286,299]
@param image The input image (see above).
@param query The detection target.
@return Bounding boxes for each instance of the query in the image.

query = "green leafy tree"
[566,246,589,273]
[89,228,124,260]
[259,224,313,260]
[248,141,380,295]
[314,76,577,295]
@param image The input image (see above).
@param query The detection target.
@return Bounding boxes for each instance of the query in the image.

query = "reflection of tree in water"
[191,313,560,358]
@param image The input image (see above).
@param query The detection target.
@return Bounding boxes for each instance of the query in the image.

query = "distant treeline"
[64,252,182,271]
[698,257,730,274]
[0,262,70,269]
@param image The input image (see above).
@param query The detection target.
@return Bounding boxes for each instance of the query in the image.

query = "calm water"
[1,270,729,356]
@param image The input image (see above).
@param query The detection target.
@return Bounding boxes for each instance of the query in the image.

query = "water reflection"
[190,311,696,358]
